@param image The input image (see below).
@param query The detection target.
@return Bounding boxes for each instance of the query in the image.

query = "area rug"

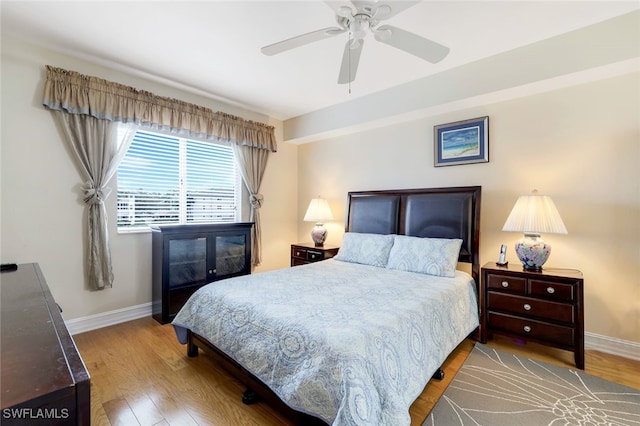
[424,344,640,426]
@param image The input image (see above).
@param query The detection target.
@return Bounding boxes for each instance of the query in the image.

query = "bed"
[172,186,481,425]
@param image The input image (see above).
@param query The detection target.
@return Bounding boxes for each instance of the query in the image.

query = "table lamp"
[303,197,334,246]
[502,190,568,271]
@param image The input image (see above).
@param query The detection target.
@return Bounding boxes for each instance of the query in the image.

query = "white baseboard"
[585,332,640,361]
[64,302,152,335]
[64,303,640,362]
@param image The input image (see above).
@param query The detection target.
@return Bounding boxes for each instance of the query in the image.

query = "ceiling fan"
[261,0,450,84]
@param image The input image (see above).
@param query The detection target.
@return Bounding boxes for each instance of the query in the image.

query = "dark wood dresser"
[151,223,253,324]
[480,262,584,369]
[1,263,90,425]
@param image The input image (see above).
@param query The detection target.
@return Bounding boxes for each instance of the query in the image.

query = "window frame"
[115,126,243,234]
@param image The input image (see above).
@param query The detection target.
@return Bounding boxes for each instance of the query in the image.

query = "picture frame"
[434,116,489,167]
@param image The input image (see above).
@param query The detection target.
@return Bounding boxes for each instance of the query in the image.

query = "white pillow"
[334,232,395,267]
[386,235,462,277]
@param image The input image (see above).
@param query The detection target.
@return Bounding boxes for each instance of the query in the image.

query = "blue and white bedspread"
[172,259,479,426]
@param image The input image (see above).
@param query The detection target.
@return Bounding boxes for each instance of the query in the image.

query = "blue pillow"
[334,232,395,267]
[386,235,462,277]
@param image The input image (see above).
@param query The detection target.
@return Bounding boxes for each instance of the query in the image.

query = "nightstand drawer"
[486,274,526,294]
[489,312,574,347]
[290,243,340,267]
[529,279,575,302]
[291,247,332,262]
[291,258,308,267]
[291,246,308,260]
[306,249,324,262]
[488,292,574,324]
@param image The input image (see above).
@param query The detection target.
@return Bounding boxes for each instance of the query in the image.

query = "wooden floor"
[73,317,640,426]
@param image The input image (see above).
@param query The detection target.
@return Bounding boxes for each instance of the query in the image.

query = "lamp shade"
[502,190,567,271]
[502,190,567,234]
[304,198,333,246]
[303,198,334,223]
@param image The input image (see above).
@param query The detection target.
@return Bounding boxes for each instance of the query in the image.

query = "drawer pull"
[296,251,301,256]
[523,325,532,333]
[310,254,317,259]
[501,281,509,288]
[547,287,555,294]
[523,303,532,311]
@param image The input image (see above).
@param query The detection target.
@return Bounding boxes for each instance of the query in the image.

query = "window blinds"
[117,130,239,230]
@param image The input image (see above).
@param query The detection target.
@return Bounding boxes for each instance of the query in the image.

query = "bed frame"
[186,186,481,424]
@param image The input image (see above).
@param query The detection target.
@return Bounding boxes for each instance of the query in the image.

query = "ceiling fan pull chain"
[348,31,352,94]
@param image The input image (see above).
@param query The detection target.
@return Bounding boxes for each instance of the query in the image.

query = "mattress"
[173,259,479,425]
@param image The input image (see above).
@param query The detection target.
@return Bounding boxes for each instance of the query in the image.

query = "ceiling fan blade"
[323,1,355,16]
[331,1,419,19]
[368,1,421,20]
[350,0,374,11]
[338,39,364,84]
[374,24,449,63]
[261,27,346,56]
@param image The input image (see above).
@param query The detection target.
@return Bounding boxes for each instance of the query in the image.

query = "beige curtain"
[233,144,270,267]
[53,111,133,289]
[43,65,277,288]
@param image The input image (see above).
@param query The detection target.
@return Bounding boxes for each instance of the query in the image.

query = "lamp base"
[311,223,327,247]
[522,264,543,272]
[514,233,551,271]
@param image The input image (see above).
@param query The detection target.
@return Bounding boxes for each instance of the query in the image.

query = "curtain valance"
[42,65,277,152]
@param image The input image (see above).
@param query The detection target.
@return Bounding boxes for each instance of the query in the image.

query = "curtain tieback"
[83,183,111,205]
[249,193,264,209]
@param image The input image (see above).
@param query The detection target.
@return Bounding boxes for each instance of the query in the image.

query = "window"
[116,128,241,231]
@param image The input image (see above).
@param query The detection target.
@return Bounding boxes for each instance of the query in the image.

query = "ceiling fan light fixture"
[373,27,392,42]
[349,38,362,49]
[349,14,370,39]
[372,4,392,19]
[337,5,354,18]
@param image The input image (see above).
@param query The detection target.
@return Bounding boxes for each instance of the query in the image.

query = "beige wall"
[297,72,640,343]
[0,36,297,320]
[2,34,638,346]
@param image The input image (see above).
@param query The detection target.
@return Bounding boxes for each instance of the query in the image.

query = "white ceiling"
[1,1,638,120]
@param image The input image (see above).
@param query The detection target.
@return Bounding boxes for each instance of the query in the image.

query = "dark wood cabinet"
[480,262,584,369]
[152,223,253,324]
[1,263,90,425]
[290,243,339,266]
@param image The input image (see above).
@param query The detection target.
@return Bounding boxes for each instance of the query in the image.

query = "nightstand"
[290,243,339,266]
[480,262,584,369]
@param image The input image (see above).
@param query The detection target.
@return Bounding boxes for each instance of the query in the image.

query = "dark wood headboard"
[345,186,481,283]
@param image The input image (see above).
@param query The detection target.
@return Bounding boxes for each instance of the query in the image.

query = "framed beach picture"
[434,116,489,167]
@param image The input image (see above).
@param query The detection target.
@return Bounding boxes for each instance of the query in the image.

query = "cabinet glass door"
[168,237,207,287]
[215,234,247,276]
